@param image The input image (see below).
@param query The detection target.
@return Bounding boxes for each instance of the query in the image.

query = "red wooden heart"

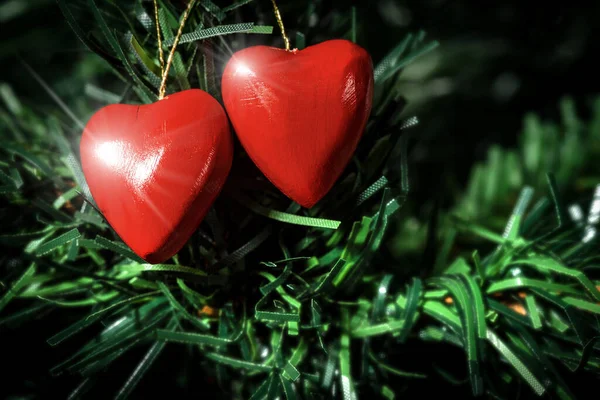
[221,39,373,208]
[80,89,232,264]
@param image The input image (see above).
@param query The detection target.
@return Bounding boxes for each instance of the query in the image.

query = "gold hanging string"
[270,0,290,51]
[152,0,165,78]
[158,0,196,100]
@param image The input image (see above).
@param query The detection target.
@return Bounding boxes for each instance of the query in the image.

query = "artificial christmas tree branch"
[1,1,599,399]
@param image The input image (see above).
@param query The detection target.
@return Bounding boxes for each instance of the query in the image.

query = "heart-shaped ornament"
[80,89,232,264]
[222,39,373,208]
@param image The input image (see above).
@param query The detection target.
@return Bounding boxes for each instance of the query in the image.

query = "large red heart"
[221,39,374,208]
[80,89,232,264]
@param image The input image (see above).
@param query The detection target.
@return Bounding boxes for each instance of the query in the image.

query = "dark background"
[4,0,600,208]
[1,0,599,398]
[0,0,600,186]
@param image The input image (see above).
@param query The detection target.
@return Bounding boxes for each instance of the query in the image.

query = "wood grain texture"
[222,39,374,208]
[80,89,232,263]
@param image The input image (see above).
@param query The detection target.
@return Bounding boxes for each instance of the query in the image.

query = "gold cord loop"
[152,0,165,78]
[270,0,290,51]
[158,0,196,100]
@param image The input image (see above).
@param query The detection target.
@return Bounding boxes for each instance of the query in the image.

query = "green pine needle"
[1,2,600,399]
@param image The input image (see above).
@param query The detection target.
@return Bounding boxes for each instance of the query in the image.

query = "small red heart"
[80,89,232,263]
[222,39,374,208]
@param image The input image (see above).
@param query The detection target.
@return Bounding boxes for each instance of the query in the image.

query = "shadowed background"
[1,0,599,398]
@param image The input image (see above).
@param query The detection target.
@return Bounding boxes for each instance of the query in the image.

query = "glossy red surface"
[221,39,374,208]
[80,89,232,263]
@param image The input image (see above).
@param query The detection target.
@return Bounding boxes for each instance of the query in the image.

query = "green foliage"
[456,96,600,225]
[1,1,600,399]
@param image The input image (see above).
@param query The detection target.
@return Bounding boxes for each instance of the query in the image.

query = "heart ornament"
[80,89,232,263]
[222,39,374,208]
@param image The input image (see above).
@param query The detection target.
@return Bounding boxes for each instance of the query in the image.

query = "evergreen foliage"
[1,1,599,399]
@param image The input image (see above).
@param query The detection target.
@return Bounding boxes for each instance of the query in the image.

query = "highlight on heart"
[80,90,232,264]
[222,39,374,208]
